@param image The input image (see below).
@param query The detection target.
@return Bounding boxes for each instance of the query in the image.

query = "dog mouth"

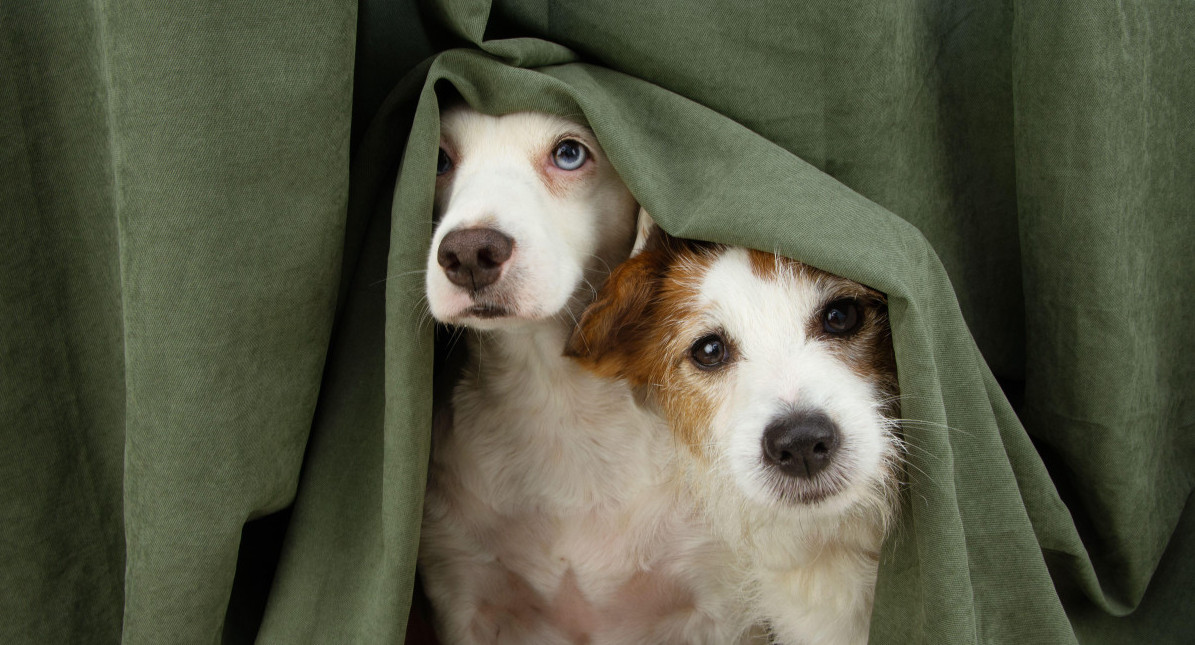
[763,472,849,506]
[464,304,512,319]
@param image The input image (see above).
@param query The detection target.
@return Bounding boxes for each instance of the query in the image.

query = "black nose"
[437,227,514,291]
[761,410,840,479]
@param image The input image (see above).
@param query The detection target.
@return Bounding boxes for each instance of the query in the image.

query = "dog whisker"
[443,326,467,359]
[891,450,939,485]
[582,252,615,278]
[373,267,430,287]
[894,418,971,437]
[889,438,944,465]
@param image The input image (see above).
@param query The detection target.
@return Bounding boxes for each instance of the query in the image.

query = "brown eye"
[822,299,862,335]
[689,333,729,370]
[437,148,453,175]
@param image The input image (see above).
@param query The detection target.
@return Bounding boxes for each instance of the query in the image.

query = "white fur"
[426,108,635,329]
[678,249,899,645]
[419,107,754,644]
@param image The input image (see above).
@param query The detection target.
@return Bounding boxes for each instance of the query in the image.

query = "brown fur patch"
[567,228,728,457]
[797,268,898,408]
[647,252,730,455]
[747,248,780,280]
[564,245,667,381]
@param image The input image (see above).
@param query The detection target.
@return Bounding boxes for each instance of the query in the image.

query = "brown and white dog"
[419,107,752,644]
[567,227,902,644]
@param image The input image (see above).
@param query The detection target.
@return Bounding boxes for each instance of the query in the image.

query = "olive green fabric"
[2,1,1192,644]
[1,1,361,643]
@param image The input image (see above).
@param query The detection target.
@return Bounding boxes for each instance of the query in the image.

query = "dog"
[566,226,902,644]
[419,106,753,644]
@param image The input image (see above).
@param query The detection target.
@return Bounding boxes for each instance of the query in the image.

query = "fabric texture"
[1,0,1191,643]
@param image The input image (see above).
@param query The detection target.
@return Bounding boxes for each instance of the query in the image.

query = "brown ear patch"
[564,246,668,382]
[565,226,719,385]
[567,226,729,457]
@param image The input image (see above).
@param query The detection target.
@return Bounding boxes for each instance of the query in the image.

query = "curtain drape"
[2,0,1191,643]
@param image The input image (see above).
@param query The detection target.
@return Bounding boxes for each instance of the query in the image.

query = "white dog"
[419,106,752,644]
[567,227,902,645]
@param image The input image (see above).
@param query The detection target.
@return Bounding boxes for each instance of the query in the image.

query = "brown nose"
[437,227,514,291]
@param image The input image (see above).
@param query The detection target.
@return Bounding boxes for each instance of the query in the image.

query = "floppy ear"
[630,208,656,255]
[565,225,670,383]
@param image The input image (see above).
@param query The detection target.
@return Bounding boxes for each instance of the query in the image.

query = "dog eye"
[437,148,453,175]
[552,139,588,170]
[689,333,730,370]
[822,299,862,335]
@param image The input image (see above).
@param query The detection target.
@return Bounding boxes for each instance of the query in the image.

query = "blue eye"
[437,148,452,175]
[552,140,588,170]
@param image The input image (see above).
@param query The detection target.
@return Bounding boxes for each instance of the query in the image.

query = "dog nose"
[437,227,514,291]
[761,410,840,479]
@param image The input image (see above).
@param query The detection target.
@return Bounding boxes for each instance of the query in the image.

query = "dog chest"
[445,373,669,511]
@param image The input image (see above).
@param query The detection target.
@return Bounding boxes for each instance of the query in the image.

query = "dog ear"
[565,225,671,383]
[630,208,656,255]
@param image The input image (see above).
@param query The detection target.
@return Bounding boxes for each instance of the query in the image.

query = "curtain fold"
[1013,0,1195,615]
[2,1,357,643]
[1,4,125,641]
[1,0,1191,643]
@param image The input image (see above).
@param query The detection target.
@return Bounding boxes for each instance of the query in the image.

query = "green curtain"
[2,0,1191,643]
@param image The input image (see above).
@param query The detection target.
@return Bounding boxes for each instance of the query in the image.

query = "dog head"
[567,227,900,519]
[426,105,639,330]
